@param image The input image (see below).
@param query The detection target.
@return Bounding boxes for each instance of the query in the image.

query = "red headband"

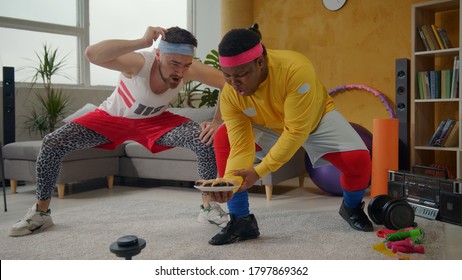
[219,43,263,67]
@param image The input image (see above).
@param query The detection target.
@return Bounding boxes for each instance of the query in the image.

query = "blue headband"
[158,40,195,56]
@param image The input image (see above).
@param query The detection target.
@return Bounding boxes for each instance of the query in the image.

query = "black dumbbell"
[367,194,416,230]
[110,235,146,260]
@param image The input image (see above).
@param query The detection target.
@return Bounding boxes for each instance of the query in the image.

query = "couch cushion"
[122,108,215,161]
[167,107,216,123]
[123,142,196,161]
[2,140,125,161]
[2,141,43,160]
[63,103,98,123]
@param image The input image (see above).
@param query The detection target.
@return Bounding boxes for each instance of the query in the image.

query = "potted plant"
[23,44,72,137]
[170,49,221,108]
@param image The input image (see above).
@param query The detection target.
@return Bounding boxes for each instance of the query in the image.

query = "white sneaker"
[9,203,54,237]
[197,202,229,228]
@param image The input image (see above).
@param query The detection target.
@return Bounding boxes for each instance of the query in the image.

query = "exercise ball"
[351,122,373,153]
[305,122,372,196]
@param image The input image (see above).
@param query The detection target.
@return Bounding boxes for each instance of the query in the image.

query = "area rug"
[0,193,444,260]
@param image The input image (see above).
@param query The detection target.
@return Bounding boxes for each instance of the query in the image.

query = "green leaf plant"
[23,44,72,137]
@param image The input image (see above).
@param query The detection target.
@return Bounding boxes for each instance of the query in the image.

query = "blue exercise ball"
[305,122,372,196]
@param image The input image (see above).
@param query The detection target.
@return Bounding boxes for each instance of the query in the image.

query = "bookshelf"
[411,0,461,178]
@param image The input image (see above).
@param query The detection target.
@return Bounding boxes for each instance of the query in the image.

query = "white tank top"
[99,51,183,119]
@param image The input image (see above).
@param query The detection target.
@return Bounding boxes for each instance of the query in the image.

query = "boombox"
[388,165,462,226]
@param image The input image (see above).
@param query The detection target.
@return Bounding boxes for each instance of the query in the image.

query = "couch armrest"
[258,147,306,200]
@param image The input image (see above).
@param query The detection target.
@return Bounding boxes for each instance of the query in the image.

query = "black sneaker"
[339,200,373,232]
[208,214,260,245]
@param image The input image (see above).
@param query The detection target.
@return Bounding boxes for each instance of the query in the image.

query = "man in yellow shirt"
[208,25,373,245]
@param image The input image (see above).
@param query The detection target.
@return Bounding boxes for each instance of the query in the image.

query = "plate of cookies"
[194,178,240,192]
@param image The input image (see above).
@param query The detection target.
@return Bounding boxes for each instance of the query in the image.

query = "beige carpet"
[0,186,445,260]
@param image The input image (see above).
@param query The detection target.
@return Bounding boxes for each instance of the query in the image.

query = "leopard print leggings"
[36,121,217,200]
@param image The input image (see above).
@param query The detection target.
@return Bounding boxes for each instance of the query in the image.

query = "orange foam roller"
[371,118,399,198]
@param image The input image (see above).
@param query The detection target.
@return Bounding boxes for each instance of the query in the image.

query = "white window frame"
[0,0,90,87]
[0,0,198,89]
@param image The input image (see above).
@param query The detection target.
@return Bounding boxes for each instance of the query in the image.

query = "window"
[0,0,188,87]
[0,0,77,26]
[89,0,187,86]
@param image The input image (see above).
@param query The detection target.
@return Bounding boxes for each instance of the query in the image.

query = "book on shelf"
[424,71,431,99]
[417,71,431,99]
[430,71,436,99]
[431,24,445,49]
[417,70,452,99]
[428,119,447,146]
[421,25,440,50]
[418,24,453,51]
[433,119,456,147]
[417,71,425,99]
[444,120,459,147]
[417,26,431,51]
[451,56,459,98]
[437,27,453,49]
[425,71,432,99]
[441,69,452,99]
[430,70,441,99]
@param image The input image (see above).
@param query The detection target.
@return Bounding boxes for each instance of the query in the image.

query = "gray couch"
[2,107,306,200]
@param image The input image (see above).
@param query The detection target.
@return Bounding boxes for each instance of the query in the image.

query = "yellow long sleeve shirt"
[220,49,336,183]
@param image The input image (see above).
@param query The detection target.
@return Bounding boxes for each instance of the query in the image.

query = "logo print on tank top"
[134,104,164,115]
[117,80,136,108]
[118,80,164,115]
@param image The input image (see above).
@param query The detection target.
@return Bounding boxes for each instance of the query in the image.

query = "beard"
[158,63,182,89]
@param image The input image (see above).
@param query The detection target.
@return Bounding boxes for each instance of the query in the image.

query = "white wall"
[193,0,222,60]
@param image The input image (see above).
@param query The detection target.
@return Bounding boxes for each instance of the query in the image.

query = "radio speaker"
[439,192,462,225]
[3,67,15,145]
[388,171,405,199]
[439,180,462,225]
[395,58,410,171]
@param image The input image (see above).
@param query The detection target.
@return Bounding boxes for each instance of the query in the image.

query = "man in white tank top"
[9,26,228,237]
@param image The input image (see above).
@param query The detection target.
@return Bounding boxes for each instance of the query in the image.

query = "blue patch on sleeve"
[297,83,311,94]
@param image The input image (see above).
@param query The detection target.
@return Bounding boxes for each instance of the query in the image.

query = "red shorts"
[72,109,189,153]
